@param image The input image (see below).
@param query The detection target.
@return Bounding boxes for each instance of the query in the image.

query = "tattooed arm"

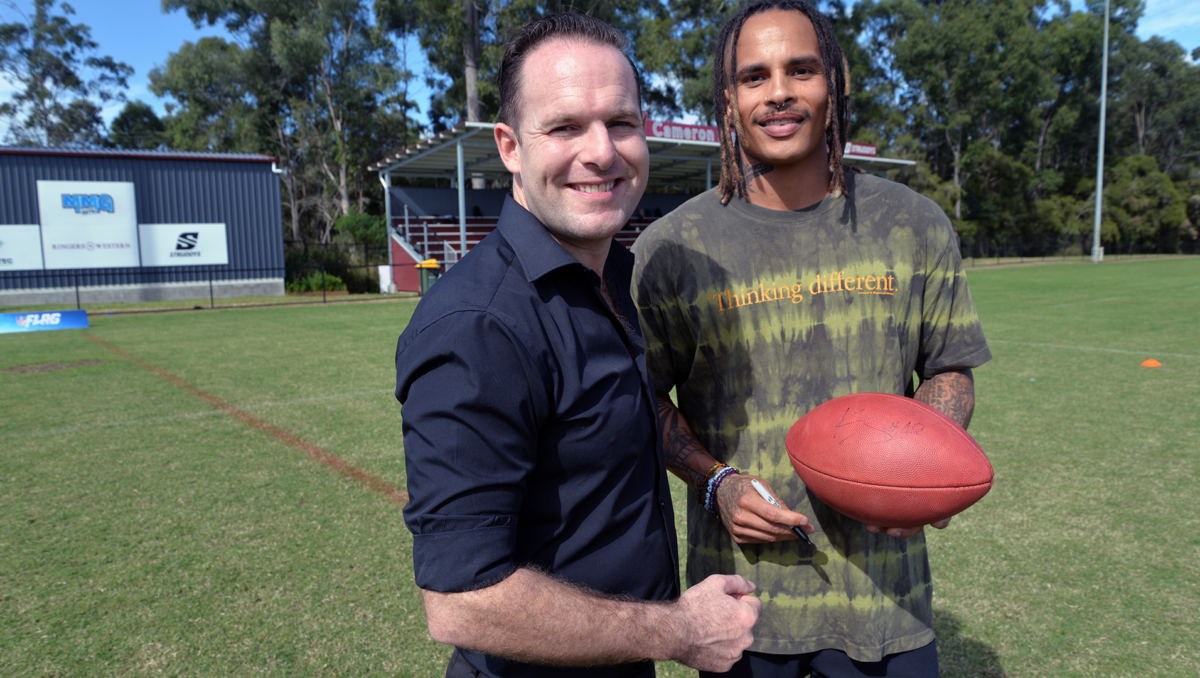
[866,369,975,539]
[657,396,813,544]
[913,368,975,429]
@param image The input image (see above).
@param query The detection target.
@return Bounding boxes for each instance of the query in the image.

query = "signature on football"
[832,407,925,444]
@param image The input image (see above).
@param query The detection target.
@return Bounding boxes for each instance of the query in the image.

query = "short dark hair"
[497,13,642,130]
[713,0,851,203]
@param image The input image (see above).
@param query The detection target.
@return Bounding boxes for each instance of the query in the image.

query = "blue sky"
[0,0,1196,137]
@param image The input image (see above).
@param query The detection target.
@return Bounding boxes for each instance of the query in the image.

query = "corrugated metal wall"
[0,150,283,290]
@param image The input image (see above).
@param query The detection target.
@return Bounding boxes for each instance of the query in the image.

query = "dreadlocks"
[713,0,852,204]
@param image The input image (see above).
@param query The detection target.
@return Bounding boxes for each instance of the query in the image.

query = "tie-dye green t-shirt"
[631,173,991,661]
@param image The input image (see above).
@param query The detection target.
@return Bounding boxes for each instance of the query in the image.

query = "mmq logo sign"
[61,194,115,214]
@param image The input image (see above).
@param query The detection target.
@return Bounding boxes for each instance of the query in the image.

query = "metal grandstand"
[369,121,915,291]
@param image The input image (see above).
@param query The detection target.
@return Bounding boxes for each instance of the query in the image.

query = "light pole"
[1091,0,1111,263]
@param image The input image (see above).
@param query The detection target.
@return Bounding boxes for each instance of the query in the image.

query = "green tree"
[334,208,386,247]
[865,0,1049,226]
[1032,193,1092,254]
[108,100,167,149]
[0,0,132,146]
[1110,35,1200,173]
[379,0,645,133]
[148,37,259,153]
[632,0,733,122]
[1181,177,1200,250]
[964,149,1035,243]
[270,0,401,235]
[157,0,415,242]
[1102,154,1187,252]
[1019,6,1105,200]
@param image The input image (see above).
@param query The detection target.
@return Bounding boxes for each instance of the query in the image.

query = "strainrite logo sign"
[140,224,227,266]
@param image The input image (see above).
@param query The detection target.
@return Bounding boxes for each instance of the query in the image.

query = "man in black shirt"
[395,13,761,678]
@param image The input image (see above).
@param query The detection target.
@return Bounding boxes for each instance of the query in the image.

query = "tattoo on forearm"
[656,398,710,492]
[915,369,975,429]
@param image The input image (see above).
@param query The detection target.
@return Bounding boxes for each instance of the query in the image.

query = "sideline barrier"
[0,264,414,314]
[0,309,90,333]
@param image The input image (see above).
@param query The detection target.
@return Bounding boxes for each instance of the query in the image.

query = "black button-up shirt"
[396,196,679,678]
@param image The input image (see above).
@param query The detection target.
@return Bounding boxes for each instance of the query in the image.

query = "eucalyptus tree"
[157,0,412,242]
[378,0,650,133]
[1110,35,1200,173]
[0,0,131,146]
[108,100,168,150]
[866,0,1050,230]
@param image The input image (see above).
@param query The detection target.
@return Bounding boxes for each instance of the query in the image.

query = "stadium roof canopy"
[368,121,914,187]
[368,121,916,256]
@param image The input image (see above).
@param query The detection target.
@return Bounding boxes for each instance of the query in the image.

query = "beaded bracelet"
[704,466,740,517]
[697,463,727,504]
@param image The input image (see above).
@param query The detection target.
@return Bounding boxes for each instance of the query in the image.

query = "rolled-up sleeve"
[396,310,545,592]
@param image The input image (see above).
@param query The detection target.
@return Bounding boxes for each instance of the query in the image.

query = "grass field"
[2,257,1197,677]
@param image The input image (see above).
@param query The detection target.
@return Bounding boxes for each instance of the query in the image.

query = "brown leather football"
[785,392,993,528]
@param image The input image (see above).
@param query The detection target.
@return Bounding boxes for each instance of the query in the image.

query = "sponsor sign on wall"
[644,119,719,143]
[844,141,878,157]
[0,225,45,271]
[139,224,229,266]
[0,309,90,334]
[37,181,140,269]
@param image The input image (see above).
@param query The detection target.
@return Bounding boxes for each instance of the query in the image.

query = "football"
[785,392,993,528]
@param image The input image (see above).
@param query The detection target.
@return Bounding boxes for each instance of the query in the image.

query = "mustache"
[752,106,814,125]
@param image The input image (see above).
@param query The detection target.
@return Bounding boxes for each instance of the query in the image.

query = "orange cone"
[1141,359,1162,368]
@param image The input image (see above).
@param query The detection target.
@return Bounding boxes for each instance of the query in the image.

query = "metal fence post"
[321,266,327,303]
[75,273,81,310]
[209,269,215,309]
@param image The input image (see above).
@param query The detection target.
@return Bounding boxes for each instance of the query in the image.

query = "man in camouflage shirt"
[631,1,991,676]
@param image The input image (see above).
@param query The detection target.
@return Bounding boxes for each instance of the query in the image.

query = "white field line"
[989,339,1200,360]
[1048,297,1129,308]
[2,388,395,441]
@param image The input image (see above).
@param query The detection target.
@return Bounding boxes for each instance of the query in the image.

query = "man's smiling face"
[495,39,648,256]
[729,10,829,172]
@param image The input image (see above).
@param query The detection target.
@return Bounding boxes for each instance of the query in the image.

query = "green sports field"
[2,257,1197,677]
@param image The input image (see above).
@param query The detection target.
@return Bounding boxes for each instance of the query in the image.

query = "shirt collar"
[498,194,633,282]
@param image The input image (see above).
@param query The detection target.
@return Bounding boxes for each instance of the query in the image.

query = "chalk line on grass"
[989,339,1199,360]
[2,389,394,441]
[81,334,407,506]
[1048,297,1128,308]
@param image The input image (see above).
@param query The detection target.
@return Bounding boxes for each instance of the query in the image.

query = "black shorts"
[698,642,937,678]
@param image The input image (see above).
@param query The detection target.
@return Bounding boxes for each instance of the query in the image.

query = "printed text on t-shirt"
[708,271,897,312]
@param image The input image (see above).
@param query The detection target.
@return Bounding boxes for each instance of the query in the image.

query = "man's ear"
[495,123,521,175]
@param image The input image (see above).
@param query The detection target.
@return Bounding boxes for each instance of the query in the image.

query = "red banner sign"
[645,120,719,143]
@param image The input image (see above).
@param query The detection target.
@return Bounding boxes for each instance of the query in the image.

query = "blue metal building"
[0,147,284,306]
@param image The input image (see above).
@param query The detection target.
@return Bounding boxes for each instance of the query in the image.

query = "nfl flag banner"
[0,309,90,334]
